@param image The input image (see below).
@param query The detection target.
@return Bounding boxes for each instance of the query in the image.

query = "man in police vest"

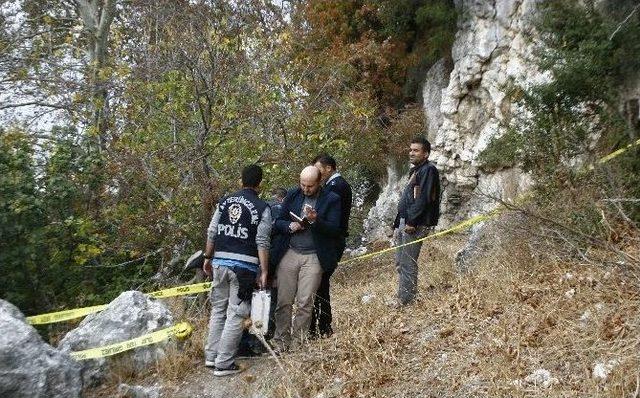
[202,164,271,376]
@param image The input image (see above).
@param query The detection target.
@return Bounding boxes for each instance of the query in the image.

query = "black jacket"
[270,187,342,273]
[394,161,441,228]
[325,174,352,236]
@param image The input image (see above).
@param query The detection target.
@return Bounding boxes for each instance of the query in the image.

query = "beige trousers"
[273,249,323,348]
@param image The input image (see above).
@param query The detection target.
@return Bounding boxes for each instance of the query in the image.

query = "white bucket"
[250,290,271,335]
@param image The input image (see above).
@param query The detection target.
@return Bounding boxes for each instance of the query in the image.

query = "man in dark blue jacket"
[270,166,342,350]
[392,137,440,306]
[310,154,352,337]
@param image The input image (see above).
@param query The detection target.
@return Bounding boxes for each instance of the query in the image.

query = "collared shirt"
[325,172,341,186]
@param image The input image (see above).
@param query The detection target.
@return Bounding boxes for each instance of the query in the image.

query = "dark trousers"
[309,239,345,336]
[310,269,334,335]
[265,287,277,340]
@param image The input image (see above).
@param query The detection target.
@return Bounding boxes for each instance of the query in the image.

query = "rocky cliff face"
[433,0,545,224]
[365,0,545,239]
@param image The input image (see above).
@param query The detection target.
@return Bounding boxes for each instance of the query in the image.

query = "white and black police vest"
[214,188,268,265]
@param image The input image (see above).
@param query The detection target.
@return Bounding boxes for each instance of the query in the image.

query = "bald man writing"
[269,166,342,351]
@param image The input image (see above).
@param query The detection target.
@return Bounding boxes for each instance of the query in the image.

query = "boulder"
[0,300,82,398]
[58,291,174,387]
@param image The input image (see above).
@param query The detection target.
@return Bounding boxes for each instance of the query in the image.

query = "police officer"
[202,164,271,376]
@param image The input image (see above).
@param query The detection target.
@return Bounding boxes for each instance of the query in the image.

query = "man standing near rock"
[392,137,441,306]
[310,154,352,337]
[270,166,341,351]
[202,164,271,376]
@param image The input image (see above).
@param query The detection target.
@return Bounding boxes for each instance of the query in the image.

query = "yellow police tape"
[69,321,192,360]
[146,281,212,299]
[338,210,500,266]
[27,282,212,325]
[26,305,109,326]
[590,137,640,168]
[28,138,640,325]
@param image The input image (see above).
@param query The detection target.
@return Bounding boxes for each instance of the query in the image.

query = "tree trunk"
[75,0,118,151]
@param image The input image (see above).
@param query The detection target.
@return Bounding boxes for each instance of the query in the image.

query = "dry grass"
[91,212,639,398]
[263,216,639,398]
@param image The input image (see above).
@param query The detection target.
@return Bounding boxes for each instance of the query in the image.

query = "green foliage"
[480,1,640,184]
[538,1,640,103]
[476,0,640,249]
[0,127,156,316]
[1,0,460,317]
[0,130,43,312]
[299,0,457,107]
[477,128,520,172]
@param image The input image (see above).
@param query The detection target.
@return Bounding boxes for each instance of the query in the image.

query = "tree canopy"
[0,0,457,316]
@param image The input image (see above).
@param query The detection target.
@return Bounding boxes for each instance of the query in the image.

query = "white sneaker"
[205,360,216,367]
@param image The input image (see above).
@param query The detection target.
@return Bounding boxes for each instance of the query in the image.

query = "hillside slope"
[89,211,639,398]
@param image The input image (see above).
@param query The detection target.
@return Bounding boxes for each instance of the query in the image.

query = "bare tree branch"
[0,101,71,110]
[609,3,640,41]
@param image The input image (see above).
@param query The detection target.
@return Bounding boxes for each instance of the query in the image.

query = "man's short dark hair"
[242,164,263,188]
[272,187,287,199]
[411,136,431,153]
[312,153,337,170]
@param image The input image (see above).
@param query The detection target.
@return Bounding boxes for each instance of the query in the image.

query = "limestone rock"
[592,360,619,381]
[364,0,543,237]
[363,163,408,243]
[58,291,174,387]
[524,368,559,388]
[0,299,82,398]
[423,58,453,140]
[118,383,161,398]
[432,0,546,225]
[361,294,375,304]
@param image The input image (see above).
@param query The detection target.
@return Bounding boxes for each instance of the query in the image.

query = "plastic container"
[250,290,271,335]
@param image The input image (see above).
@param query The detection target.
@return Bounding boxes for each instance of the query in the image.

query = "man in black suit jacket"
[270,166,342,350]
[310,154,353,337]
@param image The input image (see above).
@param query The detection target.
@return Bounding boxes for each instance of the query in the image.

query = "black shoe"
[319,325,334,338]
[320,331,333,338]
[213,363,244,376]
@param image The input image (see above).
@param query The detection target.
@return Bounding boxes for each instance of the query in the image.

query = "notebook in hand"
[289,211,311,227]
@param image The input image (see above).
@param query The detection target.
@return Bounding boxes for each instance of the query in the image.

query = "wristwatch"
[203,253,212,260]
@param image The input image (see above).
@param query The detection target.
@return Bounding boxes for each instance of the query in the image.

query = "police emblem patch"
[229,203,242,224]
